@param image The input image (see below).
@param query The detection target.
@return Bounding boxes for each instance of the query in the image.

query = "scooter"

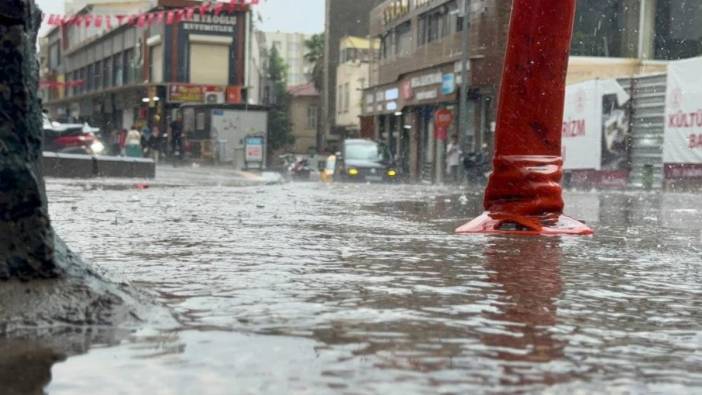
[463,152,491,185]
[288,158,312,181]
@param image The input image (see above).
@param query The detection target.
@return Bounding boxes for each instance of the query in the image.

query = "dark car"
[338,139,399,183]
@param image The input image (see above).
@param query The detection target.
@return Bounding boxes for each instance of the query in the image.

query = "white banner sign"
[663,57,702,164]
[562,79,630,171]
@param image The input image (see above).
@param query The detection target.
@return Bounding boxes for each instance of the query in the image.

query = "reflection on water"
[2,180,701,393]
[481,239,565,370]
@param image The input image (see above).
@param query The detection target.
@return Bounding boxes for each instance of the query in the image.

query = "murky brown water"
[13,174,702,393]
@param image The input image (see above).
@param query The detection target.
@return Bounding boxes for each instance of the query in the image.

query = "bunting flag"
[40,80,86,88]
[43,0,259,29]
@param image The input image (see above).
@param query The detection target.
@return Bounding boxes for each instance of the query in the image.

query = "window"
[94,62,102,91]
[344,82,350,113]
[113,54,123,87]
[103,59,111,89]
[150,44,163,83]
[124,49,134,84]
[655,0,702,60]
[395,22,412,57]
[571,0,634,57]
[307,105,318,129]
[337,84,343,114]
[49,43,61,69]
[86,64,94,92]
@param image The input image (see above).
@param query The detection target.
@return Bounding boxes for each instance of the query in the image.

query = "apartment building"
[41,0,251,139]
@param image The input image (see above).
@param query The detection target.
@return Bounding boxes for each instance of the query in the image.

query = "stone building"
[288,82,320,155]
[40,0,251,141]
[321,0,384,150]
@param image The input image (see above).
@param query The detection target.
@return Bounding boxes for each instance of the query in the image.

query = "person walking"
[446,134,462,184]
[125,126,143,158]
[117,128,128,156]
[170,114,184,161]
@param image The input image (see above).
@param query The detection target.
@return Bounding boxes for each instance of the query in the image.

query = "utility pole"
[458,0,472,153]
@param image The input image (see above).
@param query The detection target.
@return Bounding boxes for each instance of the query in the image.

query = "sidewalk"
[155,164,284,187]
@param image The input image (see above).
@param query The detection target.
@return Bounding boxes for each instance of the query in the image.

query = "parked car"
[337,139,399,183]
[42,115,105,155]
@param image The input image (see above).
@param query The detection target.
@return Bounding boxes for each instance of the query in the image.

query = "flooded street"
[33,171,702,394]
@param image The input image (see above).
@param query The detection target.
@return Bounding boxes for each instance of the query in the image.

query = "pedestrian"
[125,126,143,158]
[446,134,462,184]
[118,128,128,156]
[149,123,161,163]
[170,114,184,161]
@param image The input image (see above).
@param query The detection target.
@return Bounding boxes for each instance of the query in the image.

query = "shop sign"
[441,73,455,95]
[415,89,438,102]
[226,86,242,104]
[664,57,702,170]
[245,136,264,162]
[401,80,413,100]
[183,13,237,33]
[434,109,453,141]
[168,84,205,103]
[385,88,399,101]
[562,79,630,171]
[411,72,442,88]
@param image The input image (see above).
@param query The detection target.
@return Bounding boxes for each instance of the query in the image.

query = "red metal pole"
[456,0,592,236]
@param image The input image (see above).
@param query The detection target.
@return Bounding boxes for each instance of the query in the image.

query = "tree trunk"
[0,0,62,280]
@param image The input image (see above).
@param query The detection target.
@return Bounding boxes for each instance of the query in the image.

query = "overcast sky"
[36,0,325,36]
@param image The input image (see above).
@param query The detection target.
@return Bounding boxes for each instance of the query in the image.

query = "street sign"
[434,109,453,141]
[245,136,265,169]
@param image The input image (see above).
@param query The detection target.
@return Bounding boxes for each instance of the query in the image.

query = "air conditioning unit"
[205,92,225,104]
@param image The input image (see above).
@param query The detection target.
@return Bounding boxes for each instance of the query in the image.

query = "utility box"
[180,104,268,169]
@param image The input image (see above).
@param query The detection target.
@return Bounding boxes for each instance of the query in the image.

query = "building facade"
[335,36,378,138]
[260,31,315,87]
[41,0,250,149]
[288,83,320,155]
[322,0,383,150]
[363,0,702,183]
[363,0,512,182]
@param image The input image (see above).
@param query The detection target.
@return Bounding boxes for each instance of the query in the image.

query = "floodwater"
[12,170,702,393]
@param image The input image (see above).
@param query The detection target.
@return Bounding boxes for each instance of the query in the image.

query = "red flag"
[116,15,127,25]
[185,7,195,21]
[106,15,113,29]
[127,14,138,26]
[47,14,59,26]
[156,11,165,24]
[137,14,146,28]
[213,2,225,16]
[83,14,93,27]
[94,15,103,28]
[199,2,210,16]
[166,11,175,25]
[73,15,84,26]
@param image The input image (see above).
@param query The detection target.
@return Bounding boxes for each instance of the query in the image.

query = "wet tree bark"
[0,0,62,280]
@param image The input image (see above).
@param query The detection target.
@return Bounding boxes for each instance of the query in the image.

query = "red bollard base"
[456,212,593,237]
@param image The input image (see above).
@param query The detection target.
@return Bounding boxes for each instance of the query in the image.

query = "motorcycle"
[288,158,312,181]
[463,152,491,185]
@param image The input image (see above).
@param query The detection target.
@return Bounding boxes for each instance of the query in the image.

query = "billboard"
[562,79,631,171]
[663,57,702,176]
